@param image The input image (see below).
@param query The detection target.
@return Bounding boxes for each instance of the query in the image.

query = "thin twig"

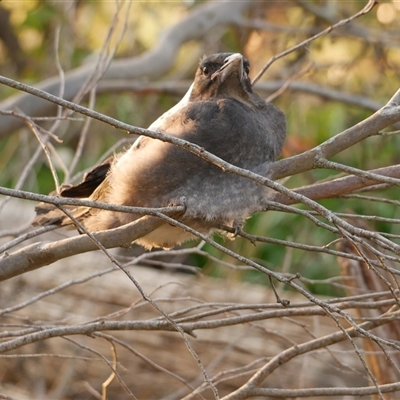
[251,0,377,85]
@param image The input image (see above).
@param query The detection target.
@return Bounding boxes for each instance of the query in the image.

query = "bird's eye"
[202,66,210,75]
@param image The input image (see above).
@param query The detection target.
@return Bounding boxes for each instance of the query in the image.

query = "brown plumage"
[33,53,286,249]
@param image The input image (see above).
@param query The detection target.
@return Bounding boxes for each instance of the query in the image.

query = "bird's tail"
[32,192,83,228]
[32,189,90,228]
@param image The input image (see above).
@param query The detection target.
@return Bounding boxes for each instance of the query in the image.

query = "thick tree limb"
[269,89,400,180]
[0,216,164,281]
[2,3,400,398]
[272,164,400,205]
[242,382,400,398]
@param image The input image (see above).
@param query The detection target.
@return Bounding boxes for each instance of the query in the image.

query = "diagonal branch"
[0,216,164,281]
[270,88,400,180]
[2,75,400,185]
[251,0,377,85]
[0,0,256,137]
[221,309,400,400]
[272,164,400,205]
[1,80,400,281]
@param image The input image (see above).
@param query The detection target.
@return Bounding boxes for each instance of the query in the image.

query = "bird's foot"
[216,220,244,239]
[232,220,243,237]
[167,196,187,217]
[179,196,188,213]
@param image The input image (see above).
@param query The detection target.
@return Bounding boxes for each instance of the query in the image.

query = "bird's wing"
[60,157,113,198]
[32,158,113,226]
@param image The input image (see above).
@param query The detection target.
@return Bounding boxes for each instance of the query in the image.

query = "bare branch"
[2,76,399,190]
[251,0,377,85]
[0,1,255,137]
[272,164,400,205]
[221,310,400,400]
[270,88,400,180]
[249,382,400,398]
[0,215,162,280]
[96,79,383,111]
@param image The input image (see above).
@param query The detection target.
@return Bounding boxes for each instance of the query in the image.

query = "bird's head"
[189,53,255,103]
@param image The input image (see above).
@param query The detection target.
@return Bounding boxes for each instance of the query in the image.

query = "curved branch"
[222,309,400,400]
[2,75,400,187]
[96,79,383,112]
[0,216,165,281]
[0,0,254,137]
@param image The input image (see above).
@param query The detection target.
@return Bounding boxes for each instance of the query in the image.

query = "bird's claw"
[232,221,243,237]
[168,196,187,215]
[178,196,187,213]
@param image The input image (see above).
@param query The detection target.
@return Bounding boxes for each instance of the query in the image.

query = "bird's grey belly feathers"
[84,99,285,249]
[33,52,286,250]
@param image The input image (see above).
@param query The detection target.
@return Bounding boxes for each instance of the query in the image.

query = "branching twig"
[251,0,377,85]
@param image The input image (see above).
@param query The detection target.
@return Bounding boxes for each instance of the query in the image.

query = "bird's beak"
[211,53,244,83]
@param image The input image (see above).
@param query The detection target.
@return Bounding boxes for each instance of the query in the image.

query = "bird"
[33,52,286,250]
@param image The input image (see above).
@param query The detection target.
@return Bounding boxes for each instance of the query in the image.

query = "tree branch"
[272,164,400,205]
[1,85,400,279]
[1,297,397,354]
[269,88,400,180]
[0,0,255,137]
[0,216,164,281]
[249,382,400,398]
[251,0,377,84]
[222,309,400,400]
[96,79,383,112]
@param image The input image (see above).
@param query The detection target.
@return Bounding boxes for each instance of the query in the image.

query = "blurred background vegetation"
[1,0,400,296]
